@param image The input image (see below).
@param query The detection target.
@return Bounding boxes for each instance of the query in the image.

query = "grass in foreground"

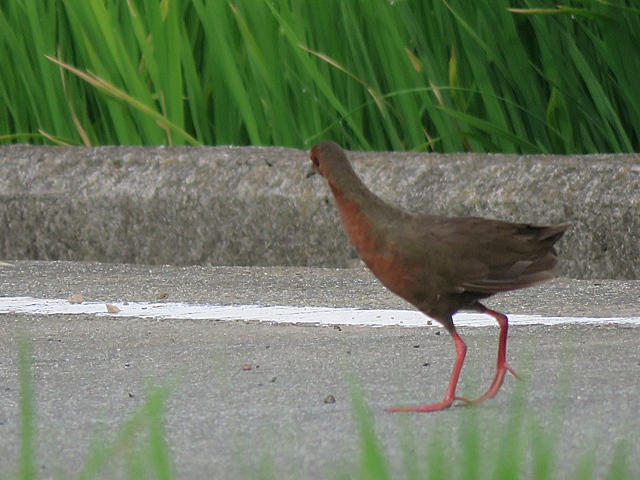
[9,338,636,479]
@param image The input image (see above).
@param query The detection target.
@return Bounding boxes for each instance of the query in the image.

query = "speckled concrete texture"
[0,261,639,479]
[1,145,639,278]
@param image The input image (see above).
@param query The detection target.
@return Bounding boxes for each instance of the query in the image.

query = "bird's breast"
[330,185,418,302]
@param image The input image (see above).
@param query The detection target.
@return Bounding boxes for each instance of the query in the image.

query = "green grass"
[1,0,639,152]
[12,336,175,480]
[8,338,637,480]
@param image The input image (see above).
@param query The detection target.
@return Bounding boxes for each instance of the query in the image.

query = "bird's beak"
[306,167,316,179]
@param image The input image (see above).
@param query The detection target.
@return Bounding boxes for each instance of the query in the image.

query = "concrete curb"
[1,145,639,278]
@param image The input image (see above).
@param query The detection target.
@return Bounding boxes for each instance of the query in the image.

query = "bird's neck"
[327,170,405,243]
[326,163,379,207]
[328,174,378,217]
[327,165,403,221]
[327,175,419,302]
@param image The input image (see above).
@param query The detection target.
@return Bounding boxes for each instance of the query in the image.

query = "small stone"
[323,394,336,404]
[106,304,120,314]
[68,294,83,304]
[242,364,252,371]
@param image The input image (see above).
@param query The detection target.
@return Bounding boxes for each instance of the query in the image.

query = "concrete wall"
[1,145,639,279]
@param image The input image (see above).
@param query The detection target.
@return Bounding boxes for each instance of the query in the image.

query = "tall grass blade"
[17,336,36,480]
[146,387,174,480]
[46,55,200,146]
[76,386,173,480]
[347,381,389,480]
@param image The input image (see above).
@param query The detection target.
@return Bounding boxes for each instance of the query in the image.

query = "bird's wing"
[400,216,567,295]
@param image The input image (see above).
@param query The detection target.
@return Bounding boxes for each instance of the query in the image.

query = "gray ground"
[1,261,639,479]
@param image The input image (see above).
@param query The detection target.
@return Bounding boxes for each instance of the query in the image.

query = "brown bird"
[308,141,567,412]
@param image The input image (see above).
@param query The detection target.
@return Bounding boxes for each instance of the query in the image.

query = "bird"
[307,141,567,412]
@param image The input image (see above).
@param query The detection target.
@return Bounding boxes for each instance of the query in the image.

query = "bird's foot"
[386,400,452,413]
[505,362,521,380]
[452,395,473,405]
[462,362,520,406]
[386,396,474,412]
[387,363,520,412]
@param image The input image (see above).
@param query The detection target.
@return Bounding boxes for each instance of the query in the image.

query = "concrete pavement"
[1,261,639,478]
[3,145,640,478]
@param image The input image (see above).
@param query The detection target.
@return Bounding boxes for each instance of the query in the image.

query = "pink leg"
[462,308,520,406]
[387,330,467,412]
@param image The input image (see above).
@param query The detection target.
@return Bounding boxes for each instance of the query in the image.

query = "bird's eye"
[312,156,320,168]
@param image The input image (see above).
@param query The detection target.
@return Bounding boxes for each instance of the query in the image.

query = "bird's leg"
[462,308,520,406]
[387,330,467,412]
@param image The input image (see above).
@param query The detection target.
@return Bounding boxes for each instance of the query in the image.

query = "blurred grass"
[344,382,635,480]
[1,0,639,152]
[10,338,637,479]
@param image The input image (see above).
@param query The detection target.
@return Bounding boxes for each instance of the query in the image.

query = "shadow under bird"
[307,141,567,412]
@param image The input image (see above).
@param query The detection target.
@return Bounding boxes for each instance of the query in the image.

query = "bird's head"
[307,141,353,183]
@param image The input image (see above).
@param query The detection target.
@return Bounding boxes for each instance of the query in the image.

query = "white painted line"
[1,297,639,327]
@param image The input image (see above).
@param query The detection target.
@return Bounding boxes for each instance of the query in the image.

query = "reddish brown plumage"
[309,141,567,412]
